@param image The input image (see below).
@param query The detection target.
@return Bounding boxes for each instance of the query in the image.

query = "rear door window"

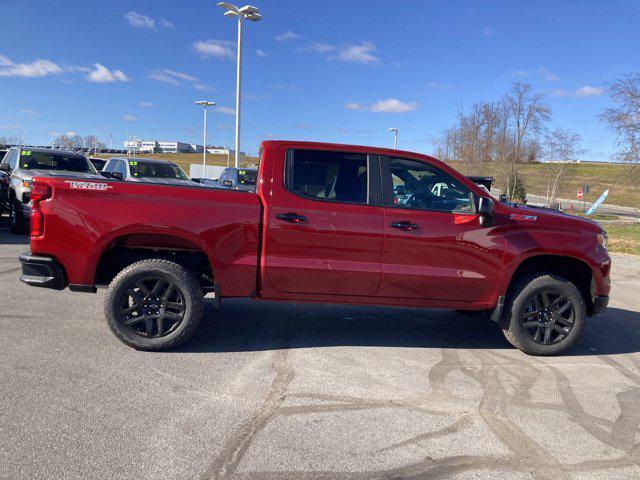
[286,150,368,204]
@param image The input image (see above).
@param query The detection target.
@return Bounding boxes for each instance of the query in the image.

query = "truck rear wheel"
[501,273,586,356]
[104,259,204,351]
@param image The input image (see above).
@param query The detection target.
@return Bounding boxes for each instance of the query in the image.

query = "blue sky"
[0,0,638,160]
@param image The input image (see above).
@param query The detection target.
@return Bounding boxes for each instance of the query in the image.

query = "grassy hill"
[448,161,639,209]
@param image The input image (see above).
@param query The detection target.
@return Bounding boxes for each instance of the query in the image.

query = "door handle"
[390,221,419,230]
[276,212,307,223]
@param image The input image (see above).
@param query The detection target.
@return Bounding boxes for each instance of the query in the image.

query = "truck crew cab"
[18,141,610,355]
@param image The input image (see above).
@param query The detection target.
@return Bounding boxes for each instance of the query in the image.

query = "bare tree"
[543,128,585,206]
[83,135,105,154]
[600,73,640,181]
[54,134,84,150]
[502,82,551,199]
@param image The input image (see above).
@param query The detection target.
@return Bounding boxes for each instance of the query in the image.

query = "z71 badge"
[65,181,113,191]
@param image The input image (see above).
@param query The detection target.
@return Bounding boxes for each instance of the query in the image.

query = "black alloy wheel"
[520,290,575,345]
[117,276,186,338]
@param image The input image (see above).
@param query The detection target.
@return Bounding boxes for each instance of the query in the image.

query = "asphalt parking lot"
[1,215,639,480]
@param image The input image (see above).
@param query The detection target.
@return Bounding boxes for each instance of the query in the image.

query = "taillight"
[30,184,52,202]
[30,183,52,237]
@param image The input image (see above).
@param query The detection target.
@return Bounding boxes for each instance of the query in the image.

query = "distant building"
[123,140,204,154]
[206,146,247,155]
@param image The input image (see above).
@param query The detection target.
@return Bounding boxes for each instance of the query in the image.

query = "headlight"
[597,232,607,249]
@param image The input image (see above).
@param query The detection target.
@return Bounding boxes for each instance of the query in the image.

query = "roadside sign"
[577,189,583,200]
[585,189,609,216]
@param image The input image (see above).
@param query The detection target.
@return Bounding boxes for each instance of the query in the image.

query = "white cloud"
[124,11,155,29]
[371,98,417,113]
[336,42,379,64]
[275,31,299,42]
[299,42,335,53]
[0,54,63,78]
[0,124,18,129]
[216,106,236,115]
[159,19,174,29]
[256,49,268,58]
[21,108,37,114]
[552,85,603,98]
[345,98,417,113]
[575,85,603,97]
[123,114,136,121]
[86,63,130,83]
[539,67,559,82]
[194,83,215,91]
[65,131,77,136]
[513,69,529,77]
[193,40,235,59]
[150,69,198,86]
[138,101,154,108]
[483,26,495,37]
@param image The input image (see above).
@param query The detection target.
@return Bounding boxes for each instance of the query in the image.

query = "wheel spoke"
[162,283,175,302]
[156,316,164,337]
[122,303,143,315]
[523,320,542,328]
[533,326,542,342]
[145,316,154,336]
[136,281,151,296]
[163,311,182,323]
[125,314,152,326]
[556,301,572,315]
[165,301,185,313]
[541,292,551,307]
[533,295,543,312]
[523,310,538,319]
[550,294,566,308]
[543,326,553,344]
[151,278,166,296]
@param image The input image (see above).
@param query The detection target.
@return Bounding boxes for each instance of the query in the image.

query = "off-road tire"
[501,273,586,356]
[104,259,204,351]
[9,200,27,234]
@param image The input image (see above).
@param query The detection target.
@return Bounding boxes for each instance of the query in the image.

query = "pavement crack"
[201,348,295,480]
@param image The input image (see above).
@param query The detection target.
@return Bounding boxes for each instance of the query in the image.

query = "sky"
[0,0,638,161]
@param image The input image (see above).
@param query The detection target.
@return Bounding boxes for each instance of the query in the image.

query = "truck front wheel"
[104,259,204,351]
[501,273,586,356]
[9,200,27,234]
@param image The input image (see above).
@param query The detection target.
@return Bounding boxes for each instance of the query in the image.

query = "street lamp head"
[195,100,216,107]
[218,2,262,21]
[389,128,398,133]
[217,2,239,14]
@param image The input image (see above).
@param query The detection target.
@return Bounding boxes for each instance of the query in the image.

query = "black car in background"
[88,157,107,171]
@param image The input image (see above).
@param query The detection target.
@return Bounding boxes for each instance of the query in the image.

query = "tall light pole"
[195,100,216,173]
[217,2,262,168]
[388,128,398,149]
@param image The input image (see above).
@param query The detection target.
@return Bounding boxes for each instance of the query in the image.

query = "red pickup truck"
[19,141,611,355]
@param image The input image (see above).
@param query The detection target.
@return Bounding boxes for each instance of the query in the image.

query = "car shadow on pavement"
[175,299,640,356]
[0,215,29,246]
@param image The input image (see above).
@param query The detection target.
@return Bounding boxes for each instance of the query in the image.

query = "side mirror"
[499,194,508,203]
[0,163,10,172]
[112,172,124,180]
[478,197,494,227]
[222,180,233,188]
[100,171,112,178]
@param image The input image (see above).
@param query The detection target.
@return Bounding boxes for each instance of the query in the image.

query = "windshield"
[19,151,95,173]
[128,161,190,180]
[238,169,257,186]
